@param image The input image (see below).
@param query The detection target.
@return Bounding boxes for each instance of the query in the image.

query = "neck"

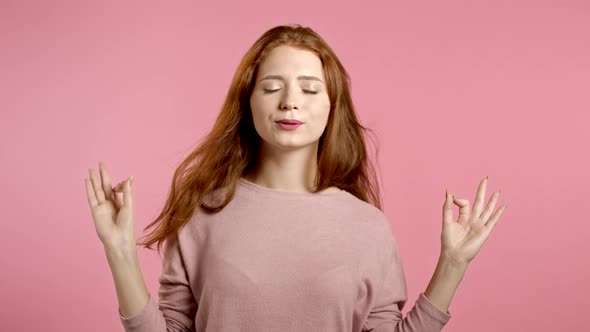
[244,141,320,193]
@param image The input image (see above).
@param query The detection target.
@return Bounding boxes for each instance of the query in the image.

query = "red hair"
[138,24,383,254]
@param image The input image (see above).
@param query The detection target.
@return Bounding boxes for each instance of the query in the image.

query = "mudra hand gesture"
[441,176,508,267]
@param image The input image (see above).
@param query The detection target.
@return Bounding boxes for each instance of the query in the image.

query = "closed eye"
[263,89,319,95]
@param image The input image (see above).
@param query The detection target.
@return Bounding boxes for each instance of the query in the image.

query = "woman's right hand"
[84,161,136,251]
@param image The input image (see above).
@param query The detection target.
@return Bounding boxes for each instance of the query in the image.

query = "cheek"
[251,108,272,125]
[249,104,274,137]
[309,101,331,125]
[250,97,270,122]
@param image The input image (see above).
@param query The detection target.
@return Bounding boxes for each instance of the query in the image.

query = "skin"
[85,47,508,317]
[243,45,340,194]
[242,46,509,314]
[424,176,508,313]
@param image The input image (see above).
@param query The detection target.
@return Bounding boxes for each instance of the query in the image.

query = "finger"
[99,161,114,203]
[85,177,98,208]
[123,176,134,208]
[113,180,125,192]
[480,191,500,222]
[112,179,126,209]
[472,176,488,218]
[114,170,133,188]
[443,189,454,224]
[484,204,508,230]
[88,168,106,203]
[114,190,124,210]
[452,196,470,224]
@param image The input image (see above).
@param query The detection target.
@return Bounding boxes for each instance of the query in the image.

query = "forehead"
[257,45,324,79]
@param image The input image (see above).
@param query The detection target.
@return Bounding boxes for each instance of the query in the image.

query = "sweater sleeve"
[363,223,452,332]
[118,232,198,332]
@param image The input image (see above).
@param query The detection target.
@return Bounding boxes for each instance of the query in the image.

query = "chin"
[269,138,319,151]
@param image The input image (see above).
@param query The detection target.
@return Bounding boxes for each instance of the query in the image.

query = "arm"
[361,231,453,332]
[104,246,150,319]
[113,233,198,332]
[363,252,465,332]
[365,178,507,331]
[423,253,468,314]
[423,178,507,315]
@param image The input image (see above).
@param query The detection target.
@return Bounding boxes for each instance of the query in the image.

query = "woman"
[85,24,507,332]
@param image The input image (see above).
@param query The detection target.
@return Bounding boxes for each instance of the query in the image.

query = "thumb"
[452,195,470,223]
[442,189,454,224]
[123,176,134,208]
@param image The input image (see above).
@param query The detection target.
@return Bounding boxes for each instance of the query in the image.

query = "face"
[249,45,331,151]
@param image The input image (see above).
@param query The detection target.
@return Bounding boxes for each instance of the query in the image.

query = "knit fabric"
[119,177,452,331]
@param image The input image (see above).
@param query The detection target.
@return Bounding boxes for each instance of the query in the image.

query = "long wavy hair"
[137,24,383,254]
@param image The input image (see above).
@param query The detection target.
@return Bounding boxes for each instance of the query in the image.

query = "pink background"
[1,0,588,331]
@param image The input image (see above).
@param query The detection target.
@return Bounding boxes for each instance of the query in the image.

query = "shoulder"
[328,192,395,247]
[341,192,391,227]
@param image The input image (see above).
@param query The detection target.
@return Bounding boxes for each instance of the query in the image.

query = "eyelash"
[263,89,319,95]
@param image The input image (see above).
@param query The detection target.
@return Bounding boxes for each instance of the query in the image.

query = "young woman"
[85,24,507,332]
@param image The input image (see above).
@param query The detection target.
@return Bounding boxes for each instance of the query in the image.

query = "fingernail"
[130,176,134,186]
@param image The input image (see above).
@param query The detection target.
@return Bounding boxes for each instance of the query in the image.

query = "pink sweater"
[119,177,452,331]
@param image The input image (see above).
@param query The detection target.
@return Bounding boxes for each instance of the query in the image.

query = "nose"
[280,101,298,110]
[280,88,299,110]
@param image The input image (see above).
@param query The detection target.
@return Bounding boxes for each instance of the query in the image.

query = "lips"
[276,119,303,124]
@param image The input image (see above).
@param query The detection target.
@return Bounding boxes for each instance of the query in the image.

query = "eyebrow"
[258,75,325,84]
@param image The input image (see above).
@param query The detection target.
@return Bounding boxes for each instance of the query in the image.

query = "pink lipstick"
[275,119,303,131]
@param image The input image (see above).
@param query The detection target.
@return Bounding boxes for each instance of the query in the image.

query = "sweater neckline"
[238,177,349,198]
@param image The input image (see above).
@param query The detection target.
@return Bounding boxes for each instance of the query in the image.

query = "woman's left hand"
[441,176,508,267]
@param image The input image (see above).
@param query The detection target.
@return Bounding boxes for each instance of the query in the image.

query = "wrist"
[104,244,138,262]
[439,250,470,272]
[423,253,468,314]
